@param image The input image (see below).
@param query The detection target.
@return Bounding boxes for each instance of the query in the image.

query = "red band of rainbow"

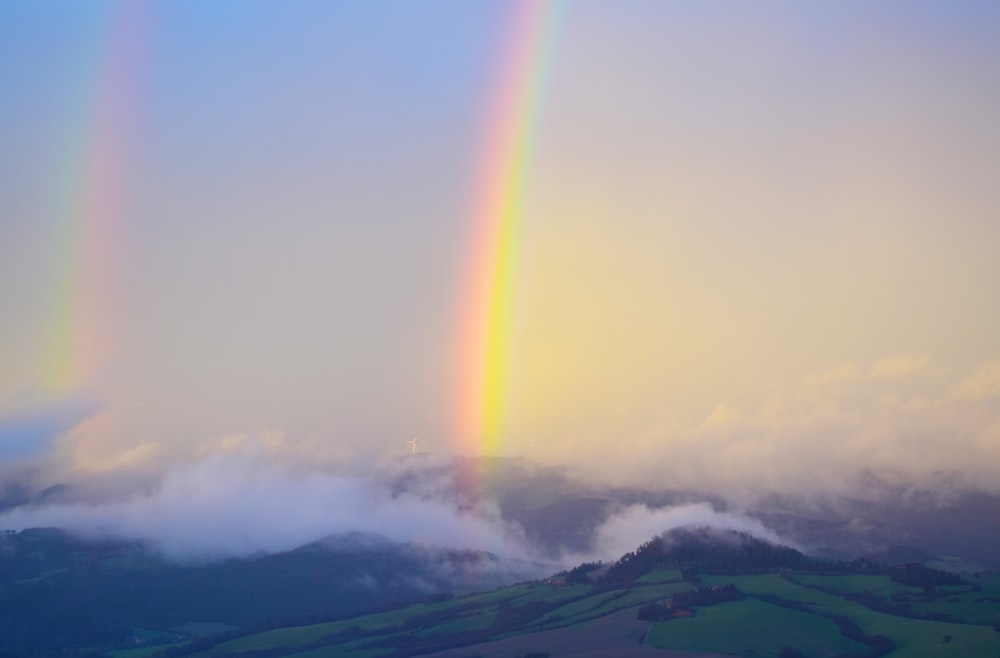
[455,1,561,457]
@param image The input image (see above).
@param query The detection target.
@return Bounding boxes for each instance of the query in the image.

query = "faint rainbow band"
[43,2,147,396]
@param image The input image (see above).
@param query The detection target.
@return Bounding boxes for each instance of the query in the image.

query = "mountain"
[112,527,1000,658]
[4,525,998,657]
[0,528,539,655]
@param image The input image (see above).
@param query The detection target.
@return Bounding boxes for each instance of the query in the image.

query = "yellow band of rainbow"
[455,1,562,456]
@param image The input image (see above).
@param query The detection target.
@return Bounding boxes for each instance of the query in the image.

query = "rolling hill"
[9,526,994,658]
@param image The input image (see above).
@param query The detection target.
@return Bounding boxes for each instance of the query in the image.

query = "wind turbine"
[407,436,419,455]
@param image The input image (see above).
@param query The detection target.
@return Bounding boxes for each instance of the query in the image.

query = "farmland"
[116,536,1000,658]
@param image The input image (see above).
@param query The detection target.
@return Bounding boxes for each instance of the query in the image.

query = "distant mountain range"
[2,525,991,658]
[0,527,537,655]
[3,458,999,656]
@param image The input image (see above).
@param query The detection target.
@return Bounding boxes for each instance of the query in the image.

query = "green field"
[844,606,1000,658]
[635,567,683,584]
[569,582,691,622]
[129,551,1000,658]
[702,573,839,604]
[172,567,1000,658]
[459,583,535,606]
[794,573,919,598]
[645,598,868,658]
[501,582,590,605]
[188,622,358,658]
[14,567,69,585]
[534,590,624,625]
[282,639,393,658]
[171,622,239,637]
[907,590,1000,626]
[414,608,498,637]
[110,642,190,658]
[187,582,589,657]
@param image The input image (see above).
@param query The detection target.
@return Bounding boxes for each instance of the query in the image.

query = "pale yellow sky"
[1,1,998,496]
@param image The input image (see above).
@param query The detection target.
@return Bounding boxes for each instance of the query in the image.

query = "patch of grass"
[907,591,1000,626]
[536,582,697,630]
[765,584,1000,658]
[702,573,848,610]
[187,622,354,658]
[13,567,68,585]
[415,608,498,637]
[509,583,590,604]
[282,638,394,658]
[924,558,990,577]
[645,598,868,658]
[110,640,189,658]
[535,591,624,627]
[459,583,535,606]
[635,568,683,584]
[571,583,693,622]
[170,622,239,637]
[973,574,1000,597]
[188,589,520,657]
[132,628,180,643]
[841,605,1000,658]
[794,573,918,598]
[183,573,1000,658]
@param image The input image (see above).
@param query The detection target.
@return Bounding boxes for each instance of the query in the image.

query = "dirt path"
[417,606,736,658]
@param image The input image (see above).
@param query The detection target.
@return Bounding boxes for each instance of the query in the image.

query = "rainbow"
[455,1,562,457]
[43,3,146,397]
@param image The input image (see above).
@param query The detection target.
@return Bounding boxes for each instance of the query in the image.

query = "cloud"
[553,357,1000,498]
[0,441,793,580]
[870,356,928,379]
[0,451,537,563]
[581,502,792,563]
[0,395,100,460]
[957,360,1000,400]
[700,403,742,429]
[802,364,864,388]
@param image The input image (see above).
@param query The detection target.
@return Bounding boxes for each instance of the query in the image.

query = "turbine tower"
[407,436,419,455]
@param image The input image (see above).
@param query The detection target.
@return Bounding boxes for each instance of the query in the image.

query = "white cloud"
[566,357,1000,497]
[870,356,928,379]
[0,451,536,562]
[580,502,792,563]
[957,361,1000,400]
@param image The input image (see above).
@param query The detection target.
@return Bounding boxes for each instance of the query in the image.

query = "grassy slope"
[698,572,1000,658]
[907,574,1000,626]
[645,598,867,658]
[842,607,999,658]
[189,582,592,657]
[111,642,190,658]
[151,570,1000,658]
[634,567,683,584]
[794,573,920,598]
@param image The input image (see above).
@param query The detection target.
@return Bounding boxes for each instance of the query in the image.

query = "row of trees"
[598,528,813,588]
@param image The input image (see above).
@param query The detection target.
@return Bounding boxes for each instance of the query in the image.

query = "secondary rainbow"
[43,3,146,396]
[455,1,561,456]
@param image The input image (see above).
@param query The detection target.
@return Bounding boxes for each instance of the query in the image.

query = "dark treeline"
[562,560,602,584]
[598,528,812,588]
[596,528,966,593]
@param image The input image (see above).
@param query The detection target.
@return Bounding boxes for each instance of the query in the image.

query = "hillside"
[96,528,1000,658]
[0,528,539,655]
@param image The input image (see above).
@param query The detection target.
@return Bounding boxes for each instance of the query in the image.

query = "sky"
[2,0,1000,504]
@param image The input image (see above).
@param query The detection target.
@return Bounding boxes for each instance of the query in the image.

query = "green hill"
[101,529,1000,658]
[0,528,538,655]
